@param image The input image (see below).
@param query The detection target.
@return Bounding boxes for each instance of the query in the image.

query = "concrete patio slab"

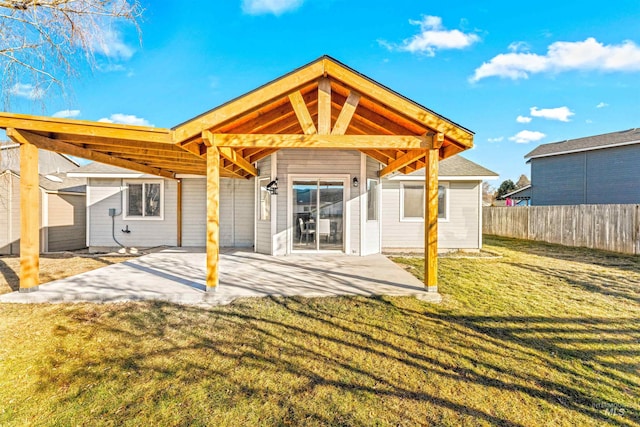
[0,249,441,305]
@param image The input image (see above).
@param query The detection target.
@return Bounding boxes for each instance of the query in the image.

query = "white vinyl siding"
[0,172,12,254]
[382,180,481,250]
[88,178,178,249]
[276,149,361,255]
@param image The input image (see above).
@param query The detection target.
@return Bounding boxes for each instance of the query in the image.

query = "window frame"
[258,177,271,222]
[399,181,449,222]
[366,178,379,221]
[123,179,164,220]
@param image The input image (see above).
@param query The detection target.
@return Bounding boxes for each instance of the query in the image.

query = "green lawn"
[0,236,638,426]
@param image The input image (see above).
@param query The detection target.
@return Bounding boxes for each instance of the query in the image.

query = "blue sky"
[7,0,640,184]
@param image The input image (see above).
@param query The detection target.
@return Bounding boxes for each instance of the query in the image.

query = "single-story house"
[0,56,477,292]
[0,145,86,254]
[67,155,496,254]
[525,128,640,205]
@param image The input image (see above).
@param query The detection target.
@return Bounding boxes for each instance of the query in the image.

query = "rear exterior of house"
[0,145,86,254]
[525,128,640,206]
[73,154,496,254]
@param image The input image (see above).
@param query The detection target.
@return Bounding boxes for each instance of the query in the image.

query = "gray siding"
[364,156,381,255]
[0,172,11,254]
[275,149,361,255]
[255,156,273,254]
[180,178,205,246]
[531,144,640,205]
[88,178,178,250]
[46,193,86,251]
[381,180,481,250]
[531,153,586,205]
[585,145,640,204]
[176,177,255,248]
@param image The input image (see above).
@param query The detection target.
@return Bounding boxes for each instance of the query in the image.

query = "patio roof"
[0,56,473,180]
[0,55,474,293]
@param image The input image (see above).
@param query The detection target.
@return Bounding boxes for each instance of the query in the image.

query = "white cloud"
[98,113,153,127]
[596,102,609,108]
[487,137,504,143]
[242,0,303,15]
[9,83,45,100]
[382,15,480,56]
[89,28,135,60]
[509,130,546,144]
[471,37,640,82]
[586,119,593,123]
[508,41,530,52]
[52,109,81,119]
[516,115,532,123]
[530,106,574,122]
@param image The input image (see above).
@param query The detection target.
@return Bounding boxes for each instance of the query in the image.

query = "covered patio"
[0,56,474,295]
[0,249,441,305]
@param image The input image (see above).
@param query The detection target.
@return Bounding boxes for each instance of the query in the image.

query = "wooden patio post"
[424,141,441,292]
[206,145,220,291]
[19,136,40,292]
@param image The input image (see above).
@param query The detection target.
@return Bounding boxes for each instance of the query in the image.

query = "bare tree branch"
[0,0,142,106]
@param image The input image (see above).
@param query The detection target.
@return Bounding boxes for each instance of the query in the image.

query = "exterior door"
[292,179,345,252]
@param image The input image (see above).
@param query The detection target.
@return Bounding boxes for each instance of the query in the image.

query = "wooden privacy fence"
[483,205,640,255]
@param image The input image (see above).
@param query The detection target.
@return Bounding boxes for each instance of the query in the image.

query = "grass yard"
[0,254,133,295]
[0,236,638,426]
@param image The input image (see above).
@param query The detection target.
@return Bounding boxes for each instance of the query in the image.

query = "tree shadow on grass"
[20,298,639,426]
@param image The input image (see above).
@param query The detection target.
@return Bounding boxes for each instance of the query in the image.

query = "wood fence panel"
[483,204,640,255]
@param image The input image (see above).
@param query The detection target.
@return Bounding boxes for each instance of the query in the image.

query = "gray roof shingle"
[525,128,640,159]
[404,155,498,178]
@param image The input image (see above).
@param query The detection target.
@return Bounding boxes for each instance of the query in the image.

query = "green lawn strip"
[0,236,638,426]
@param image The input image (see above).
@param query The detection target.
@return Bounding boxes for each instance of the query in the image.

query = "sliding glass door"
[292,179,345,252]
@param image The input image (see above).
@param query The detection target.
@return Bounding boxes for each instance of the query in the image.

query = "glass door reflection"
[292,179,344,252]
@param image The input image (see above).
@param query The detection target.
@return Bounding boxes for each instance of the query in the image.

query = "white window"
[367,179,379,221]
[124,180,164,220]
[400,182,448,222]
[258,177,271,221]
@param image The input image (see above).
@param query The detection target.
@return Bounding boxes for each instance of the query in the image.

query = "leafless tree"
[0,0,142,105]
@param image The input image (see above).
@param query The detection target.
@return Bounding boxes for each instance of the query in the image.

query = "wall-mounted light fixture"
[352,177,359,188]
[266,177,278,195]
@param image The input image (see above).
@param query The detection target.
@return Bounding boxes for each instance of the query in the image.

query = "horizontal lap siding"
[276,149,361,255]
[256,156,272,254]
[586,145,640,204]
[0,173,10,254]
[181,178,206,246]
[364,157,381,255]
[88,178,177,248]
[381,180,481,250]
[46,193,86,251]
[531,153,585,205]
[181,177,254,248]
[231,178,255,247]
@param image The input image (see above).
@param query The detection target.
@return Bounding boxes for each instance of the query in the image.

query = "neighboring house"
[524,128,640,205]
[1,144,86,254]
[69,155,497,254]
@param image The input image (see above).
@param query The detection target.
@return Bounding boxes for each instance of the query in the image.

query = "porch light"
[266,178,278,195]
[352,177,359,188]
